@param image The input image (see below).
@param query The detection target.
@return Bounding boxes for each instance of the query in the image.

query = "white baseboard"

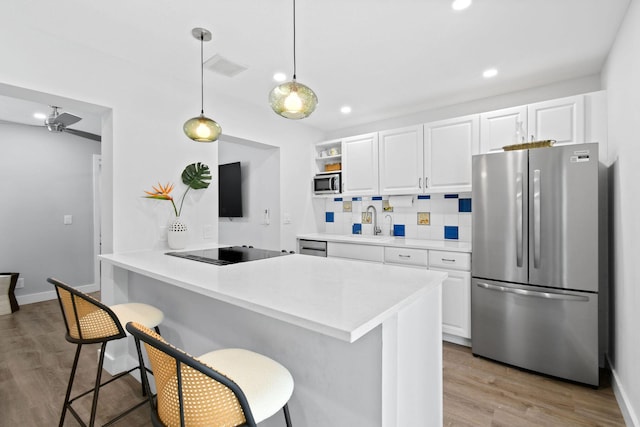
[443,333,471,347]
[16,283,100,306]
[609,356,640,427]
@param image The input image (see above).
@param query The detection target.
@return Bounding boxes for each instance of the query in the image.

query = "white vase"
[168,217,188,250]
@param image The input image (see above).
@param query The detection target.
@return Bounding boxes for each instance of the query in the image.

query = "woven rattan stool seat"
[127,321,294,427]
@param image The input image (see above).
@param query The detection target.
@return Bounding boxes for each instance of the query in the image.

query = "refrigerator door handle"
[476,282,589,302]
[533,169,541,268]
[516,172,524,267]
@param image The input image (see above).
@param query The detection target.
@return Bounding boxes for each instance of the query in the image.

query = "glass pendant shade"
[269,80,318,120]
[183,113,222,142]
[184,27,221,142]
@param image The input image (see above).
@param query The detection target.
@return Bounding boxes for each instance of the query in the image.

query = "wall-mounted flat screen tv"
[218,162,243,217]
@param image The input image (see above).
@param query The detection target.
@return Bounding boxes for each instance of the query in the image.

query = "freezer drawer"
[471,278,599,386]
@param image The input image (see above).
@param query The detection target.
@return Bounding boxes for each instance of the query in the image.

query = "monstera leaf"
[175,162,212,215]
[181,162,212,190]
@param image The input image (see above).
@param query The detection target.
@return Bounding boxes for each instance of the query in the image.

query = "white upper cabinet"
[342,132,379,196]
[424,115,480,193]
[479,95,586,154]
[528,95,584,145]
[378,125,424,195]
[480,106,527,153]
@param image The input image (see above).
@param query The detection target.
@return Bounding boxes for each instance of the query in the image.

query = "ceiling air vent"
[204,54,248,78]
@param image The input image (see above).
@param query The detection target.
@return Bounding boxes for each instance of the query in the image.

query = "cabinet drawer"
[429,251,470,271]
[327,242,384,263]
[384,247,429,267]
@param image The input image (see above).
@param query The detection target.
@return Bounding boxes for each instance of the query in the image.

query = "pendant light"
[269,0,318,119]
[183,27,222,142]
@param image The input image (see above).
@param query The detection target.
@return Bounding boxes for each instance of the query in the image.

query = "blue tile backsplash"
[322,193,472,242]
[444,225,459,240]
[458,198,472,213]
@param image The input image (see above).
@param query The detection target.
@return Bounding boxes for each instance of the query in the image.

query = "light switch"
[64,215,73,225]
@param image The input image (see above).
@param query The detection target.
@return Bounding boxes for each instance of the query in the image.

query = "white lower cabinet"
[383,246,429,267]
[431,268,471,340]
[328,242,471,343]
[429,250,471,341]
[327,242,384,263]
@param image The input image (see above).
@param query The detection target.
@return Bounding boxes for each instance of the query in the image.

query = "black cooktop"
[166,246,291,266]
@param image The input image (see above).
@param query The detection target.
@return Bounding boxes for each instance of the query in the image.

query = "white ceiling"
[0,0,631,136]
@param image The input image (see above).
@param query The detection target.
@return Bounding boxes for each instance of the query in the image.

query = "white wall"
[0,6,324,306]
[601,1,640,425]
[0,4,323,270]
[218,139,281,250]
[0,123,100,298]
[326,75,602,140]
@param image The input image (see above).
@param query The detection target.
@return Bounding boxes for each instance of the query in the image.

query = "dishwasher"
[298,239,327,257]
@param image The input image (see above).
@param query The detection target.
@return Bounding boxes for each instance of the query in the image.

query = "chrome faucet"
[385,214,393,236]
[366,205,382,236]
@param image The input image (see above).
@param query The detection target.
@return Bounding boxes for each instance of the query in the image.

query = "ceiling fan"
[0,105,101,142]
[42,106,101,141]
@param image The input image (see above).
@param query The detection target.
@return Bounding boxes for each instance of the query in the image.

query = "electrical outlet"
[16,278,25,289]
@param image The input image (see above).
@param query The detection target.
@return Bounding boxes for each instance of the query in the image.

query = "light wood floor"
[1,297,626,426]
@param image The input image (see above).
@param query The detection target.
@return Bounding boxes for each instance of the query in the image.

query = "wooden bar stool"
[48,277,164,427]
[0,272,20,314]
[126,321,294,427]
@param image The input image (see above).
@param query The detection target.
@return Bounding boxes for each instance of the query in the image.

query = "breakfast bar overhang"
[99,247,446,427]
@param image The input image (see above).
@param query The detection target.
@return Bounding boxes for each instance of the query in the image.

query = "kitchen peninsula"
[99,246,446,427]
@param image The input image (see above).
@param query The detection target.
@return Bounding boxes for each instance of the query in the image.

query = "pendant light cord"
[292,0,297,81]
[200,32,205,114]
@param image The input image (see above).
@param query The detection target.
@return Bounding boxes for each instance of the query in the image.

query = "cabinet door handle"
[425,177,429,188]
[418,177,422,189]
[398,254,412,259]
[441,258,456,263]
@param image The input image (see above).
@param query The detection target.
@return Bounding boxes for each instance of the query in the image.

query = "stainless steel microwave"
[313,173,341,194]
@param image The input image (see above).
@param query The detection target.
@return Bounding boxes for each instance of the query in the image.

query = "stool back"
[126,321,256,427]
[48,277,125,344]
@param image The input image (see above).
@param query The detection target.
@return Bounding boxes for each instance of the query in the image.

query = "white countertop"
[100,247,446,343]
[297,233,472,253]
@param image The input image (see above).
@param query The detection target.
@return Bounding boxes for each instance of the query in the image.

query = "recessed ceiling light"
[340,106,352,114]
[452,0,472,11]
[483,68,498,78]
[273,72,287,82]
[33,112,47,120]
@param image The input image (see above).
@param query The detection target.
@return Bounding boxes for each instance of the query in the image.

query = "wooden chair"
[0,272,20,314]
[126,321,294,427]
[48,277,164,427]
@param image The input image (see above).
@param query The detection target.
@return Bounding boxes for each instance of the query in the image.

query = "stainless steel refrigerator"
[471,143,602,386]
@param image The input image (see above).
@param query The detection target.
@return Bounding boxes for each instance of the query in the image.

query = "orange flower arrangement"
[144,182,179,216]
[143,162,212,217]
